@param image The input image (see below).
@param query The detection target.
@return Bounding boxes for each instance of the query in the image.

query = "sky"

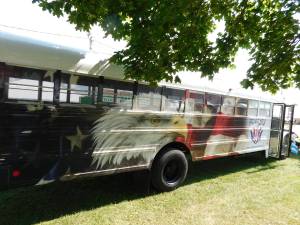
[0,0,299,116]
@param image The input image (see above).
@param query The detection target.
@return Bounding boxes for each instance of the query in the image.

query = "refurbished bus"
[0,31,295,191]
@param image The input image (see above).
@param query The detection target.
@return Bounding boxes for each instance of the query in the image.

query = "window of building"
[186,91,204,113]
[248,100,259,116]
[221,96,235,115]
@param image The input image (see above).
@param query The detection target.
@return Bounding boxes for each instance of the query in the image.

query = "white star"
[66,126,88,152]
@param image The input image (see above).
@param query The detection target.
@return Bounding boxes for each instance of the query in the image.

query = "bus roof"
[0,30,123,79]
[0,30,280,103]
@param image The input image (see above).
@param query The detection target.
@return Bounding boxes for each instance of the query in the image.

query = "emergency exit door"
[269,104,295,159]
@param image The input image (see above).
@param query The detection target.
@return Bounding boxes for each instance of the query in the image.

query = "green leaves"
[33,0,300,93]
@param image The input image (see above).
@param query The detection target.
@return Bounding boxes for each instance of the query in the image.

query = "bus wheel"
[151,149,188,192]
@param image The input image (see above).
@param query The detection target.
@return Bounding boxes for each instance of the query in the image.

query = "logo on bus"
[250,127,263,144]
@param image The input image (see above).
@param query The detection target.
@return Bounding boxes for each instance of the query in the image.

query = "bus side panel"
[0,102,59,188]
[69,110,189,175]
[1,102,185,187]
[29,106,183,183]
[187,113,271,160]
[1,101,273,188]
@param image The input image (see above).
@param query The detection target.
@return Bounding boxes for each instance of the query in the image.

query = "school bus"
[0,31,295,191]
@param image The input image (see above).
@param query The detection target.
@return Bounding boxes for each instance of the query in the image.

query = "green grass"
[1,156,300,225]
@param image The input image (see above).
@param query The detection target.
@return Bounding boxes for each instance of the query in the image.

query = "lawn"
[0,156,300,225]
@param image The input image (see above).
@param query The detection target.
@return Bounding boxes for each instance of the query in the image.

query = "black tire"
[151,149,188,192]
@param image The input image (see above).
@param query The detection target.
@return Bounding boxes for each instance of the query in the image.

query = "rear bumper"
[0,164,10,190]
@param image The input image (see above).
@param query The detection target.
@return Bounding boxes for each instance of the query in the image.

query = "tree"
[33,0,299,93]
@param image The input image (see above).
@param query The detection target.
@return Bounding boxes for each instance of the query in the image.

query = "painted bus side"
[0,31,293,191]
[0,63,274,191]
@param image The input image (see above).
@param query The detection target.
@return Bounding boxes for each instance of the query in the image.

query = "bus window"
[235,98,248,116]
[41,71,54,102]
[117,90,133,108]
[41,81,53,101]
[8,77,39,100]
[70,84,89,103]
[69,75,95,104]
[186,91,204,113]
[60,83,68,102]
[221,96,235,115]
[136,85,162,111]
[259,101,271,117]
[95,79,133,109]
[205,94,221,114]
[248,100,259,116]
[99,79,134,108]
[8,69,42,101]
[102,88,114,103]
[164,88,185,112]
[59,73,71,103]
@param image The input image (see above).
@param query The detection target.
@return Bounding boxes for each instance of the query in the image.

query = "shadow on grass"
[0,156,279,225]
[186,156,279,183]
[290,154,300,160]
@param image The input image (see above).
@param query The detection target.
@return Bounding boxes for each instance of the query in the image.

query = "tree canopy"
[33,0,299,93]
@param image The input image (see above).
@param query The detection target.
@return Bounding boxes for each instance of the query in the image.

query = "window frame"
[98,78,135,109]
[247,99,259,117]
[135,84,163,111]
[5,66,45,102]
[258,101,272,118]
[235,98,248,116]
[66,74,97,104]
[186,90,205,114]
[163,87,185,113]
[220,95,236,115]
[0,64,275,117]
[204,93,222,114]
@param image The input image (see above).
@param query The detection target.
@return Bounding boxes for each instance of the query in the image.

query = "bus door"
[269,103,295,158]
[282,105,295,157]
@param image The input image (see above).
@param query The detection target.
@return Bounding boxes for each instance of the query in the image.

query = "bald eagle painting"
[0,101,269,187]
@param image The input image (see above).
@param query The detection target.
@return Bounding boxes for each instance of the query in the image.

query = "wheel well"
[151,142,191,168]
